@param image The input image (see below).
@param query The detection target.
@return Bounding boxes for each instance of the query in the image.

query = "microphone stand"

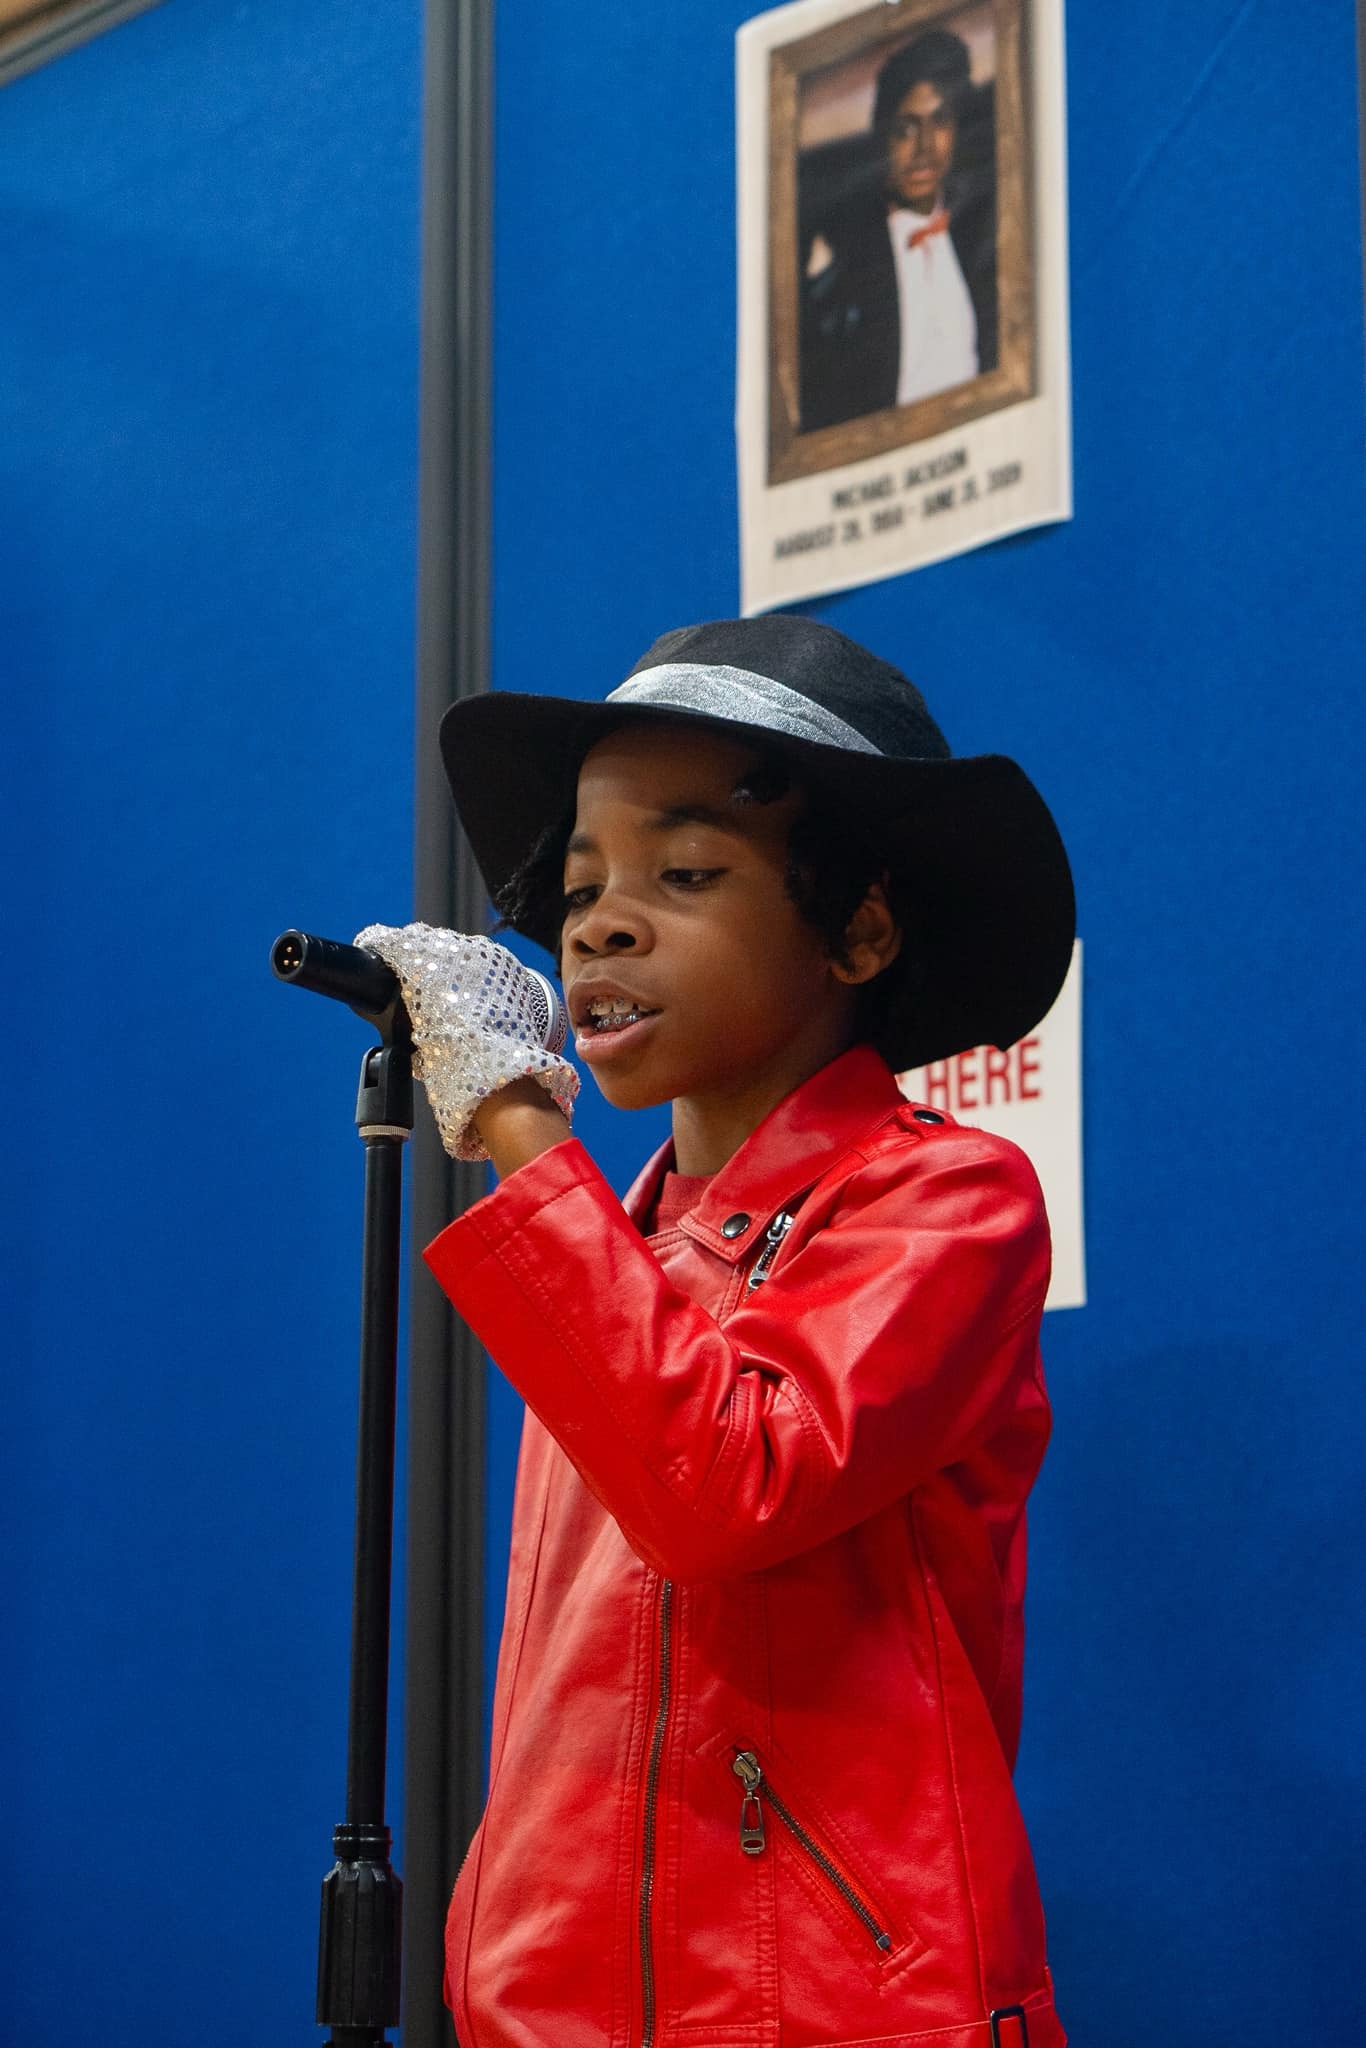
[272,932,410,2044]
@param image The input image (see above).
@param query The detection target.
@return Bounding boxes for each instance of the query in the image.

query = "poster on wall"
[0,0,161,83]
[736,0,1071,613]
[899,940,1085,1310]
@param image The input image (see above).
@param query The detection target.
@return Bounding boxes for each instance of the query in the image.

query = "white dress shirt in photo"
[886,205,979,407]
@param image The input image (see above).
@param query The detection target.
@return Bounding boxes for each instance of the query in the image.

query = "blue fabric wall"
[1,0,422,2035]
[485,5,1366,2045]
[4,0,1364,2042]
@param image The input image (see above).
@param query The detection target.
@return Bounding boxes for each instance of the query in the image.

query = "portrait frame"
[736,0,1068,613]
[0,0,162,87]
[767,0,1033,486]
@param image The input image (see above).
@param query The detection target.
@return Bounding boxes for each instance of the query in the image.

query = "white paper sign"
[899,940,1085,1310]
[736,0,1072,611]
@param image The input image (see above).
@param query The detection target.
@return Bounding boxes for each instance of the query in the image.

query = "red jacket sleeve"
[423,1129,1049,1580]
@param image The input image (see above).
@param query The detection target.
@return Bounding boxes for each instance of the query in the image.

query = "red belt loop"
[990,2008,1030,2048]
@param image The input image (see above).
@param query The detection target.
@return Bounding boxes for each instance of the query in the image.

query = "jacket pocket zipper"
[731,1748,893,1953]
[746,1211,796,1292]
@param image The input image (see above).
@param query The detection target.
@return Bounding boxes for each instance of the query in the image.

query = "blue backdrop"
[1,1,422,2035]
[4,0,1364,2042]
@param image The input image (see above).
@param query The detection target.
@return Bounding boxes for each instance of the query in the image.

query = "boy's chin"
[589,1069,673,1114]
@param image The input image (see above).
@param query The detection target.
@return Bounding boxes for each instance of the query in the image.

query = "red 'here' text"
[910,1038,1042,1115]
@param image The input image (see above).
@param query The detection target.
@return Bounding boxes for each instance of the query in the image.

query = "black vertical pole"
[403,1,494,2043]
[315,1036,413,2045]
[346,1131,405,1829]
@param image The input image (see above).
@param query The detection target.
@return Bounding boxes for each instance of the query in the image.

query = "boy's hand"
[354,922,578,1163]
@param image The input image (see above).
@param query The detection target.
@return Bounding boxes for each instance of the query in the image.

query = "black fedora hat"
[439,614,1075,1072]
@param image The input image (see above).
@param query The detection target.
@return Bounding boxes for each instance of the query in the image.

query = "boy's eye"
[663,867,724,890]
[562,869,723,911]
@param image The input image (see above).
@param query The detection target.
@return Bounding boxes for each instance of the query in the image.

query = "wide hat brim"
[440,690,1074,1074]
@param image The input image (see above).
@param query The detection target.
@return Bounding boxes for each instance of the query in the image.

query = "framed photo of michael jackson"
[737,0,1071,612]
[768,0,1031,483]
[0,0,163,85]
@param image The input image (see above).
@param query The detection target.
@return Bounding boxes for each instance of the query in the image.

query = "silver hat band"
[605,663,883,757]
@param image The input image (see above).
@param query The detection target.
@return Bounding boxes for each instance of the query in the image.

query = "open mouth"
[580,995,661,1036]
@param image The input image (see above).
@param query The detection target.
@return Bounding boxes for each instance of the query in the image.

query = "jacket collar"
[622,1044,906,1262]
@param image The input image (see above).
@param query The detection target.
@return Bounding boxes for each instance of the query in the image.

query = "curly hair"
[872,27,972,132]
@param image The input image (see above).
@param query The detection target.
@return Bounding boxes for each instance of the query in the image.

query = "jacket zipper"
[636,1213,794,2035]
[639,1577,674,2047]
[746,1210,796,1291]
[731,1749,892,1953]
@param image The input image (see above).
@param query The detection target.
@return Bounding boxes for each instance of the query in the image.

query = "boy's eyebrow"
[648,801,748,835]
[564,802,748,858]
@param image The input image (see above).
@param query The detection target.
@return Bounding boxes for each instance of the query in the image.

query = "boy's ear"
[831,879,903,987]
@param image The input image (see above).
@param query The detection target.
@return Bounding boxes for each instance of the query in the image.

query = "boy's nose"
[568,896,652,956]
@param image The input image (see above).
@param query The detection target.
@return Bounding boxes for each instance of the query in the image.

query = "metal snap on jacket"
[721,1213,751,1238]
[913,1109,945,1125]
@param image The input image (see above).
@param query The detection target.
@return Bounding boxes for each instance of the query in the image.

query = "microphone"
[270,929,569,1053]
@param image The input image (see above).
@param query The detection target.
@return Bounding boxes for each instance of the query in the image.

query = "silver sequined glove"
[354,922,578,1162]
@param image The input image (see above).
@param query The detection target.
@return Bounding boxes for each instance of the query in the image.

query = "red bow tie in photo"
[907,214,949,252]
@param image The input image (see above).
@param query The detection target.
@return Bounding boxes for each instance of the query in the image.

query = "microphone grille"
[523,969,569,1055]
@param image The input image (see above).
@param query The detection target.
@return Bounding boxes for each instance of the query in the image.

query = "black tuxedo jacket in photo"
[796,95,998,435]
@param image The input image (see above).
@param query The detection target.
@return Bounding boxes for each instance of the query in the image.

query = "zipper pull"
[746,1211,795,1292]
[732,1750,767,1854]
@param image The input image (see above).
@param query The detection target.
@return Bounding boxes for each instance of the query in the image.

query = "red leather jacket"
[425,1046,1066,2048]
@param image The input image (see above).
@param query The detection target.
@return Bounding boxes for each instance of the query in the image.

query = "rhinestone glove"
[354,922,578,1162]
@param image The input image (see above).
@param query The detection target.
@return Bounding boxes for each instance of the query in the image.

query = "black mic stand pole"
[273,931,411,2045]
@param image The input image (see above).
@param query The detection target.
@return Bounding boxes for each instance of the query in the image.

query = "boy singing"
[361,613,1073,2048]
